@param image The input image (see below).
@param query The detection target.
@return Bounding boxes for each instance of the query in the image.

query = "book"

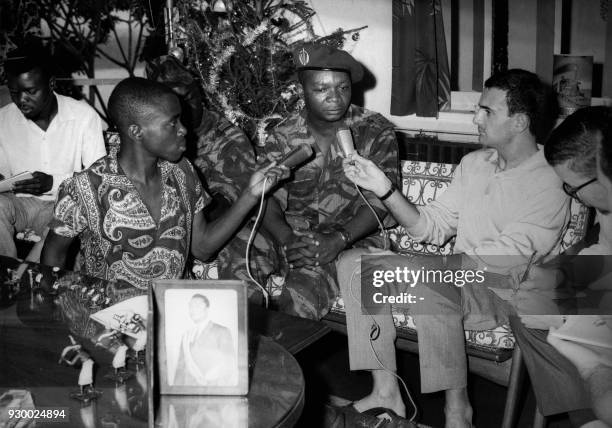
[0,171,34,193]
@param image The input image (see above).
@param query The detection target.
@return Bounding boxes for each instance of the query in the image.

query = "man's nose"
[327,88,341,102]
[18,92,30,104]
[473,109,483,125]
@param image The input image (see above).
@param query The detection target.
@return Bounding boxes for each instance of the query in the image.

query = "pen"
[521,251,538,283]
[512,251,537,296]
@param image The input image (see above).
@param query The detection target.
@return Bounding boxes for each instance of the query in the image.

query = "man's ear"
[297,82,304,98]
[512,112,530,134]
[48,76,56,92]
[128,124,143,140]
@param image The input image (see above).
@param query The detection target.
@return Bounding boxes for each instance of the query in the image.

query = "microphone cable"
[354,182,390,251]
[347,264,418,422]
[244,161,391,307]
[245,176,271,308]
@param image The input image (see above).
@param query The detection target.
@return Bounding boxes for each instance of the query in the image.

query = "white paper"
[90,295,148,340]
[0,171,34,193]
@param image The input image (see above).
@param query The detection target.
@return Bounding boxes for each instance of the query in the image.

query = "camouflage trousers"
[211,219,384,320]
[213,221,337,320]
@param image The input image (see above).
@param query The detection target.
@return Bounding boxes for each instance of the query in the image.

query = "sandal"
[362,407,418,428]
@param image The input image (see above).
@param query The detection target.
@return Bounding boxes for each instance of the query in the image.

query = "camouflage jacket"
[193,111,256,203]
[263,104,400,233]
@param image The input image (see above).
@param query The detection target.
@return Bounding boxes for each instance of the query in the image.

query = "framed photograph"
[149,280,248,395]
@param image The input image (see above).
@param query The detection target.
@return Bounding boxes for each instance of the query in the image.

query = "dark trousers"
[509,315,595,420]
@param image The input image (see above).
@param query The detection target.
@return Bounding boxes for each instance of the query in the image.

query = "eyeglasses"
[562,178,597,202]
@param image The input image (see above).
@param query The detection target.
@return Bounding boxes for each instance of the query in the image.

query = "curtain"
[391,0,451,117]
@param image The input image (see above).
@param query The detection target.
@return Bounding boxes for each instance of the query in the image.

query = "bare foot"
[444,405,474,428]
[353,392,406,418]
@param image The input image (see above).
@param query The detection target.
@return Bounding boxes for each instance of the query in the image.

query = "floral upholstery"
[389,161,456,255]
[191,258,219,280]
[330,159,591,350]
[559,199,592,253]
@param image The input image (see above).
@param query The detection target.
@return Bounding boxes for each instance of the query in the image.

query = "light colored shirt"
[0,93,106,200]
[407,148,570,271]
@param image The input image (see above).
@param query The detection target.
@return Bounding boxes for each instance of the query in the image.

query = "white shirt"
[407,148,570,271]
[0,93,106,200]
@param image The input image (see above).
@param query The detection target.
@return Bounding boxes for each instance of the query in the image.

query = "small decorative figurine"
[109,344,133,383]
[129,331,147,365]
[96,330,134,383]
[59,335,101,402]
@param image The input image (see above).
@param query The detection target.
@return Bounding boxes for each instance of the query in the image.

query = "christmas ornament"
[168,46,184,62]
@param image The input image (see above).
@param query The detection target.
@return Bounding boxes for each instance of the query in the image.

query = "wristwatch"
[379,182,396,201]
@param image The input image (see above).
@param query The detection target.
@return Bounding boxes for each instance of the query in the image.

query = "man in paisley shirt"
[146,55,269,295]
[250,43,400,320]
[41,77,287,291]
[145,55,256,217]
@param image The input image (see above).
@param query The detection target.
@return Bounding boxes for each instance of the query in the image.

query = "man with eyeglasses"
[509,106,612,428]
[563,179,598,205]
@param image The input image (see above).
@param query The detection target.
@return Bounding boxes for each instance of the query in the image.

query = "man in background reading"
[0,45,105,259]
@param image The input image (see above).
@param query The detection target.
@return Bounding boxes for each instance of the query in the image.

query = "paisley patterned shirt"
[263,104,400,234]
[50,151,209,290]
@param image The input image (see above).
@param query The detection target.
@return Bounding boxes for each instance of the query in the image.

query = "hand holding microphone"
[337,126,391,195]
[336,126,391,249]
[277,143,314,169]
[248,144,314,197]
[342,151,392,197]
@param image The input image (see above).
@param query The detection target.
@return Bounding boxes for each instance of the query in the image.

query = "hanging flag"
[391,0,451,117]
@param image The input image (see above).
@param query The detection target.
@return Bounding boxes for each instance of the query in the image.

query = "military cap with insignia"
[293,43,364,83]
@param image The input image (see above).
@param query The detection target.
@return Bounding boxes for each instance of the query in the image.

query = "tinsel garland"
[173,0,365,145]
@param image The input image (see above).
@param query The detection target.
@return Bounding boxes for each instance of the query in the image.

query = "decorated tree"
[172,0,365,144]
[1,0,365,135]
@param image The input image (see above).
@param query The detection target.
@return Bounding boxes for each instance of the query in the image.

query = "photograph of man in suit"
[173,294,237,386]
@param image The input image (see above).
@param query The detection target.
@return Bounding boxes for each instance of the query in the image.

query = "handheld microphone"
[278,144,314,169]
[336,126,356,158]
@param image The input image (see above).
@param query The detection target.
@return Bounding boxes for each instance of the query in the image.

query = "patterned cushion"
[389,161,456,256]
[331,296,516,349]
[191,258,219,280]
[559,199,591,252]
[190,259,286,298]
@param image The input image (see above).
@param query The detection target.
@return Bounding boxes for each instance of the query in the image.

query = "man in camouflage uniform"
[247,43,400,319]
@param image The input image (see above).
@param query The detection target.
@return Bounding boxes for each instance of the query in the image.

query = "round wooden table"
[0,256,305,428]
